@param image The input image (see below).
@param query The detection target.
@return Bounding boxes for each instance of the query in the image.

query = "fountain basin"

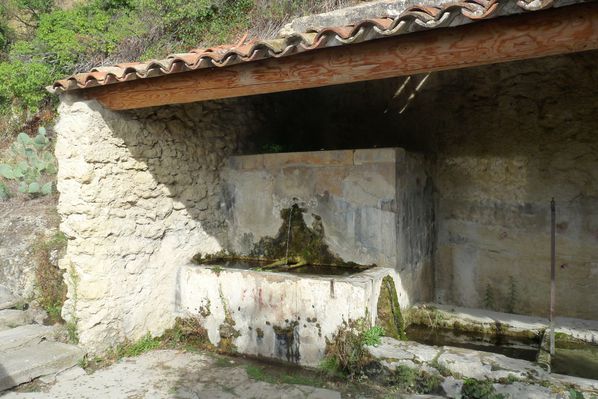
[175,263,402,366]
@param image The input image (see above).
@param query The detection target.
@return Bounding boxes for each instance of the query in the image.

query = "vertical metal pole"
[550,198,556,355]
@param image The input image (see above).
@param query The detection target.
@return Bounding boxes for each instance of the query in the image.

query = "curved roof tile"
[51,0,560,93]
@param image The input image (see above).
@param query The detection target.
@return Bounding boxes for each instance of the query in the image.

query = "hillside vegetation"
[0,0,356,141]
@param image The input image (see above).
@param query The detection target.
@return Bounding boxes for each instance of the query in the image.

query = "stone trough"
[176,264,399,366]
[172,147,435,366]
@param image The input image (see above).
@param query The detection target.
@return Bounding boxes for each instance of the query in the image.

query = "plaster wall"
[221,148,434,304]
[54,96,259,350]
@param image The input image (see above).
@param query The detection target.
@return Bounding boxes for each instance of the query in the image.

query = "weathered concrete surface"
[54,96,263,351]
[2,350,342,399]
[0,198,58,300]
[0,324,55,352]
[222,148,434,305]
[0,341,84,391]
[177,264,400,366]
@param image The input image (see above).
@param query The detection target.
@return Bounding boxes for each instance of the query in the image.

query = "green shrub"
[391,365,442,394]
[362,325,384,346]
[0,126,56,197]
[461,378,505,399]
[0,60,54,112]
[114,333,161,358]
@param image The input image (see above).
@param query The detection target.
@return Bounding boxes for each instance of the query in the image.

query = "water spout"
[284,199,297,265]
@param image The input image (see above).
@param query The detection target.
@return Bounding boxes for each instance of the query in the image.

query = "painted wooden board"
[85,3,598,110]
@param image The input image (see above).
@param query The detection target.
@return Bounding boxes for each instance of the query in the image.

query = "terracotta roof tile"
[50,0,567,93]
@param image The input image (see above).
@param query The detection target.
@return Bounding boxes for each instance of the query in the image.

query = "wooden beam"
[86,2,598,110]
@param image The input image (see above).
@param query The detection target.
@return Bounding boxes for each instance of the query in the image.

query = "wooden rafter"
[85,2,598,110]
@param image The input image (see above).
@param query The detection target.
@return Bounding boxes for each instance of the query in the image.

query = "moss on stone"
[250,204,370,270]
[217,286,240,352]
[376,276,406,340]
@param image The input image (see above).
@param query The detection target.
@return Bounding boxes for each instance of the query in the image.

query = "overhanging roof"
[51,0,598,110]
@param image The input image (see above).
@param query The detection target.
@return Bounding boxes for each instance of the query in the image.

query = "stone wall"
[413,53,598,320]
[54,96,260,350]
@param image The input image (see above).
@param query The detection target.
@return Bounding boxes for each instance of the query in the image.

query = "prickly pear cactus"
[0,126,57,198]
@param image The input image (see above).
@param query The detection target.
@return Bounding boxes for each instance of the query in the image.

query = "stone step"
[0,285,18,311]
[0,325,55,352]
[0,310,32,331]
[0,341,85,391]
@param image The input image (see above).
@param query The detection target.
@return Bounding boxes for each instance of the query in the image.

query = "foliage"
[66,320,79,344]
[569,389,586,399]
[0,126,56,196]
[461,378,505,399]
[0,61,54,111]
[391,365,442,395]
[0,0,357,135]
[33,231,67,324]
[113,332,162,358]
[161,316,212,350]
[362,326,385,347]
[320,318,378,377]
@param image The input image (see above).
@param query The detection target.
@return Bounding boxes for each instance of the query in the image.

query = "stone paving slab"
[0,310,31,331]
[0,325,55,352]
[0,285,18,311]
[0,341,84,391]
[3,350,343,399]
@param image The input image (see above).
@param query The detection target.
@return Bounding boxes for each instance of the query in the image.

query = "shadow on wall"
[242,51,598,319]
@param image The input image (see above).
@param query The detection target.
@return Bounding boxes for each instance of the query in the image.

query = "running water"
[284,201,296,265]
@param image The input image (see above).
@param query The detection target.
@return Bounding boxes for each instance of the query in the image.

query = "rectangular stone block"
[354,148,403,165]
[261,149,354,168]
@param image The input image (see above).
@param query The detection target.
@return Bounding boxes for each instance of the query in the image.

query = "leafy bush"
[362,325,384,346]
[391,365,442,394]
[0,60,54,111]
[0,126,56,196]
[461,378,505,399]
[320,319,382,377]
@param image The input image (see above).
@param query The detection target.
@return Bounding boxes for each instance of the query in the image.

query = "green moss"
[250,204,370,270]
[376,276,406,340]
[245,364,324,388]
[218,287,240,352]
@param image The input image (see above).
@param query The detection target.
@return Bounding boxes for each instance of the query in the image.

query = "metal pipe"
[550,198,556,355]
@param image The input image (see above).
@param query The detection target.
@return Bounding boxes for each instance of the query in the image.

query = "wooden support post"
[550,198,556,356]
